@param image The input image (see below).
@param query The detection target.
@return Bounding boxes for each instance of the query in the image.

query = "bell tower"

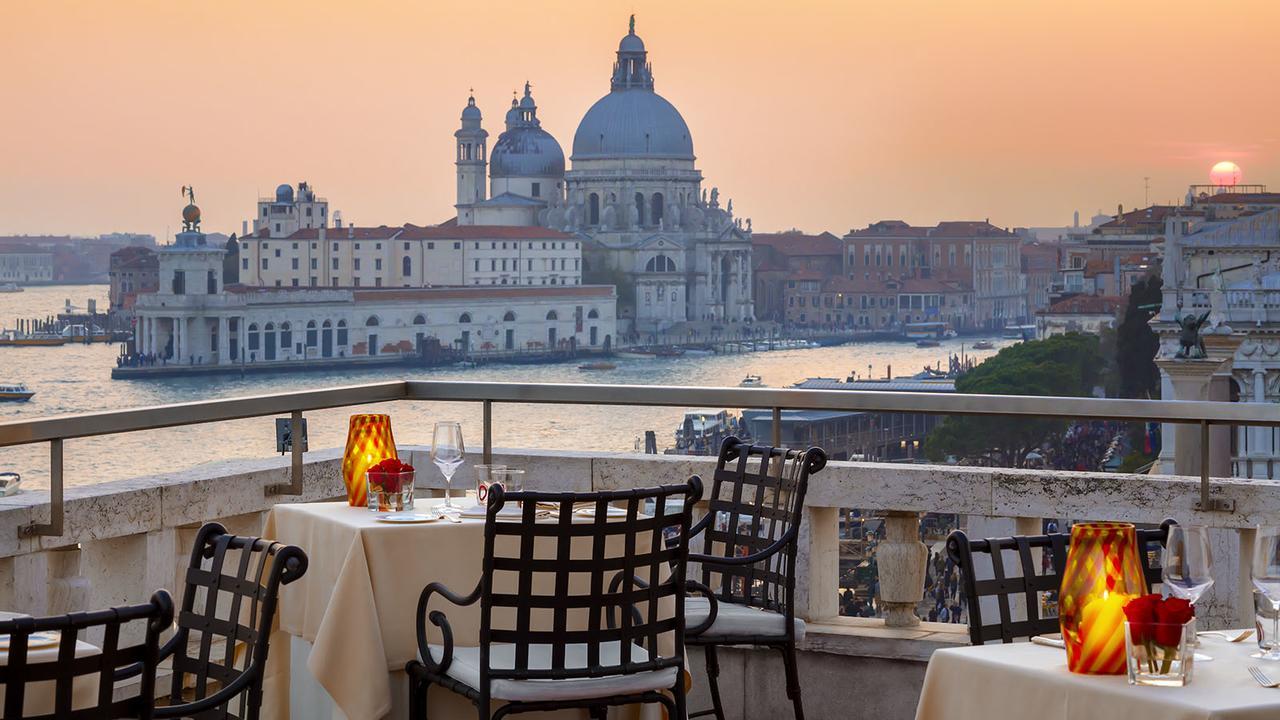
[455,92,488,220]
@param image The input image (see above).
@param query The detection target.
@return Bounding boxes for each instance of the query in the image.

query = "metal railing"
[1,380,1278,537]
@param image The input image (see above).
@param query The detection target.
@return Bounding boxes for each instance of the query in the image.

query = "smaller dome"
[182,203,201,224]
[275,184,294,203]
[619,33,645,53]
[461,96,481,121]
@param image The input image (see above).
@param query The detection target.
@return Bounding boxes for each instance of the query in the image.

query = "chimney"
[348,225,354,239]
[242,220,248,236]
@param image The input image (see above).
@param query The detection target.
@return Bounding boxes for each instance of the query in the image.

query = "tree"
[1115,276,1162,399]
[223,234,240,285]
[923,333,1103,467]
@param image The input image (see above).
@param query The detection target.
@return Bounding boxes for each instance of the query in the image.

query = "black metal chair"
[685,436,827,720]
[406,477,703,720]
[0,590,173,720]
[117,522,308,720]
[946,518,1175,645]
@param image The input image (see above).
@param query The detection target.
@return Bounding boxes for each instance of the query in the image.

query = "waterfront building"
[751,231,844,323]
[0,244,54,284]
[1020,241,1060,314]
[108,246,158,311]
[1037,294,1124,336]
[133,201,615,367]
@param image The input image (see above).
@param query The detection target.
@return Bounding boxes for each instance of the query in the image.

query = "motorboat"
[972,340,995,350]
[577,361,617,371]
[0,330,66,347]
[738,374,765,387]
[915,339,941,348]
[0,283,21,293]
[0,384,35,402]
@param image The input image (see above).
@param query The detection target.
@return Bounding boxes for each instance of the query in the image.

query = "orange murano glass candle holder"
[1059,521,1146,675]
[341,414,398,507]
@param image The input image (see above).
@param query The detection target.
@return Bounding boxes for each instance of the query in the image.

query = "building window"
[474,259,480,272]
[311,258,317,270]
[375,243,381,250]
[375,277,382,287]
[291,278,299,287]
[292,243,298,249]
[242,258,249,270]
[275,249,281,258]
[454,242,461,250]
[355,243,361,250]
[262,258,269,270]
[331,258,338,270]
[354,259,361,271]
[353,277,360,287]
[374,258,382,271]
[306,321,317,347]
[531,182,541,197]
[402,256,411,276]
[291,258,299,270]
[427,242,435,250]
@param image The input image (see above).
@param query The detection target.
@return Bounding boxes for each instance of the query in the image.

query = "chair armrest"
[689,527,797,568]
[684,580,718,637]
[415,580,481,675]
[113,630,181,682]
[605,571,650,630]
[153,665,260,719]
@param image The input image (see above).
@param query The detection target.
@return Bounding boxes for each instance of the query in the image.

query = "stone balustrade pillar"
[797,505,839,623]
[47,546,88,615]
[878,511,926,627]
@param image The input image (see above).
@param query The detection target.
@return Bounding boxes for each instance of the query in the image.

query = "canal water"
[0,285,1002,488]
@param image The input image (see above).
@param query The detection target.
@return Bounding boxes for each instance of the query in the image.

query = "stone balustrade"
[0,447,1272,718]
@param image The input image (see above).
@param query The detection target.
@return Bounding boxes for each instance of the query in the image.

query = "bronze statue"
[1174,309,1211,359]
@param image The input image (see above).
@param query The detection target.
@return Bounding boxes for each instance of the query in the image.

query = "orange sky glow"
[3,0,1279,240]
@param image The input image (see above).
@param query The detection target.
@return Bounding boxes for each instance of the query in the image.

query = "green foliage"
[924,333,1103,467]
[1115,276,1163,399]
[583,265,635,318]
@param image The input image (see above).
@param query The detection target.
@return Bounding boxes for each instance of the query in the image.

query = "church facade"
[453,18,754,332]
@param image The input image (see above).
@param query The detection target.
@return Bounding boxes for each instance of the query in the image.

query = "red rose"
[1122,594,1160,645]
[1153,597,1194,647]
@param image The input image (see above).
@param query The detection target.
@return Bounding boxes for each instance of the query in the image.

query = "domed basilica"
[453,17,753,331]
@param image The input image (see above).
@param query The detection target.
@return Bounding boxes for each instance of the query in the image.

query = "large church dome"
[571,19,694,162]
[490,83,566,179]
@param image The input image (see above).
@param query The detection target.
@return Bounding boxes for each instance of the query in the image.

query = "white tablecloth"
[915,633,1280,720]
[263,499,670,720]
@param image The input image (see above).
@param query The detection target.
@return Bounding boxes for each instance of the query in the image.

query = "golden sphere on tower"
[182,203,201,224]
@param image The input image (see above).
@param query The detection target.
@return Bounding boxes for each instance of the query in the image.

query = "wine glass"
[1252,525,1280,661]
[1163,525,1214,659]
[430,422,465,512]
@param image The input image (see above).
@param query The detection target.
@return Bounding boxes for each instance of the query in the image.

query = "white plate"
[575,506,629,519]
[460,505,545,519]
[0,631,60,650]
[374,513,438,524]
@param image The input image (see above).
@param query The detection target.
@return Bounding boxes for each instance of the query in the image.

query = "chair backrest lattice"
[947,520,1173,645]
[166,522,307,720]
[0,591,173,720]
[697,436,826,616]
[478,478,701,688]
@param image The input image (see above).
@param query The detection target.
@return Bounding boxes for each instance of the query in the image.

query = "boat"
[915,339,941,348]
[904,321,952,340]
[738,374,764,387]
[972,340,995,350]
[452,360,478,369]
[577,361,617,371]
[61,324,112,343]
[0,283,21,293]
[666,409,752,456]
[614,350,656,360]
[1002,324,1037,341]
[0,330,67,347]
[0,384,35,402]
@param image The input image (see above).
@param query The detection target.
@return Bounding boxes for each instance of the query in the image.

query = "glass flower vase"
[1125,620,1194,687]
[1059,522,1147,675]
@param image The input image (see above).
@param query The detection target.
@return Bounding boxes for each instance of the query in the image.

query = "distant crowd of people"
[1042,420,1125,472]
[924,548,965,624]
[117,352,162,368]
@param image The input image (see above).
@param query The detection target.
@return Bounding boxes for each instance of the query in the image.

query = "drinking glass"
[1251,525,1280,661]
[1164,525,1214,660]
[431,422,465,511]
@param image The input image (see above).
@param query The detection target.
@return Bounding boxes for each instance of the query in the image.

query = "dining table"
[914,632,1280,720]
[261,497,670,720]
[0,615,101,716]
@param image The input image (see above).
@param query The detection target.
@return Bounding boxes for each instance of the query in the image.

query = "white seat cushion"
[685,596,805,642]
[424,641,678,702]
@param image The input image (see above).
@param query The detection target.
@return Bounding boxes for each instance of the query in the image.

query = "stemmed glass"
[430,422,465,512]
[1162,525,1214,659]
[1252,525,1280,661]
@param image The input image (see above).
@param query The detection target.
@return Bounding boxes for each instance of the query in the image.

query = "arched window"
[365,316,380,327]
[248,323,260,351]
[264,322,275,332]
[503,311,516,322]
[645,254,676,273]
[413,314,426,325]
[588,193,600,226]
[459,313,472,324]
[306,320,317,347]
[336,320,348,346]
[651,192,664,225]
[634,192,645,226]
[402,256,412,277]
[587,309,599,319]
[280,321,292,348]
[546,310,558,321]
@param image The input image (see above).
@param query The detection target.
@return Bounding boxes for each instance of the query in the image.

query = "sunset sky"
[3,0,1278,241]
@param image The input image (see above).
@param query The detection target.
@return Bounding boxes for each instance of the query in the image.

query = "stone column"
[878,511,926,627]
[175,316,185,362]
[218,316,230,365]
[1155,357,1229,478]
[797,505,840,622]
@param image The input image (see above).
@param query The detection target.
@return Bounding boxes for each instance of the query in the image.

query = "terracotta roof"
[399,224,574,240]
[1043,295,1124,315]
[282,226,402,240]
[845,220,932,238]
[1083,259,1111,277]
[930,221,1016,238]
[899,277,967,294]
[846,220,1014,239]
[1095,205,1179,231]
[752,231,842,256]
[1199,193,1280,205]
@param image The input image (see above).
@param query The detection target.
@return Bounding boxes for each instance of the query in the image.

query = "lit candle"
[1072,591,1133,674]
